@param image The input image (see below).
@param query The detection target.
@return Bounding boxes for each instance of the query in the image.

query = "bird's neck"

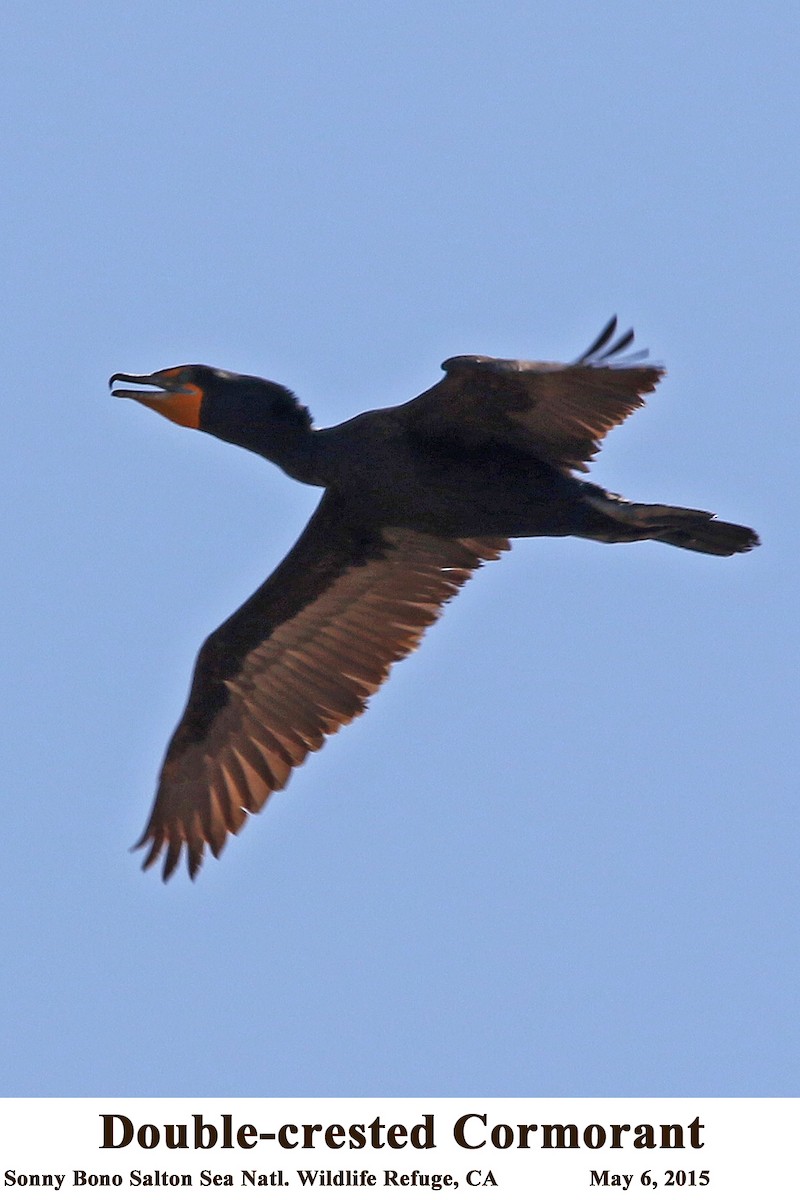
[205,385,324,485]
[255,423,323,485]
[215,417,322,486]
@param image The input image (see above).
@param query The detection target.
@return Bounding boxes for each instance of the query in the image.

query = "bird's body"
[111,319,758,880]
[290,417,574,537]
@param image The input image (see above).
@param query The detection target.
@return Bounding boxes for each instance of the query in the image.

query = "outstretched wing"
[404,317,664,472]
[135,491,509,880]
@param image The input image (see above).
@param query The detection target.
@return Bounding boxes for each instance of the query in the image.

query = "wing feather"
[135,492,508,879]
[405,320,663,472]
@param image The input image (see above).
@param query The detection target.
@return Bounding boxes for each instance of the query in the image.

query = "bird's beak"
[109,369,203,429]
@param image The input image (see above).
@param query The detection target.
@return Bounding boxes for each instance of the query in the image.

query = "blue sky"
[1,2,797,1097]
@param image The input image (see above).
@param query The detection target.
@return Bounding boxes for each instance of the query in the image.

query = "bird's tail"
[582,488,759,557]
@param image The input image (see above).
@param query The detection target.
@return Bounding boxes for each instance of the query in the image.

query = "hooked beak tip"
[109,371,153,389]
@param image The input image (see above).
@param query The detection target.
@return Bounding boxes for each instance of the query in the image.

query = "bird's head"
[109,364,313,453]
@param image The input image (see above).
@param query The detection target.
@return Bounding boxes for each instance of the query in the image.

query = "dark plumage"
[110,318,758,880]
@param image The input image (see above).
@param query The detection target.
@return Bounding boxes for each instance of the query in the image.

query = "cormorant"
[110,318,758,880]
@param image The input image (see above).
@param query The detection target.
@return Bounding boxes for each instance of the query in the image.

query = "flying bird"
[111,318,758,880]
